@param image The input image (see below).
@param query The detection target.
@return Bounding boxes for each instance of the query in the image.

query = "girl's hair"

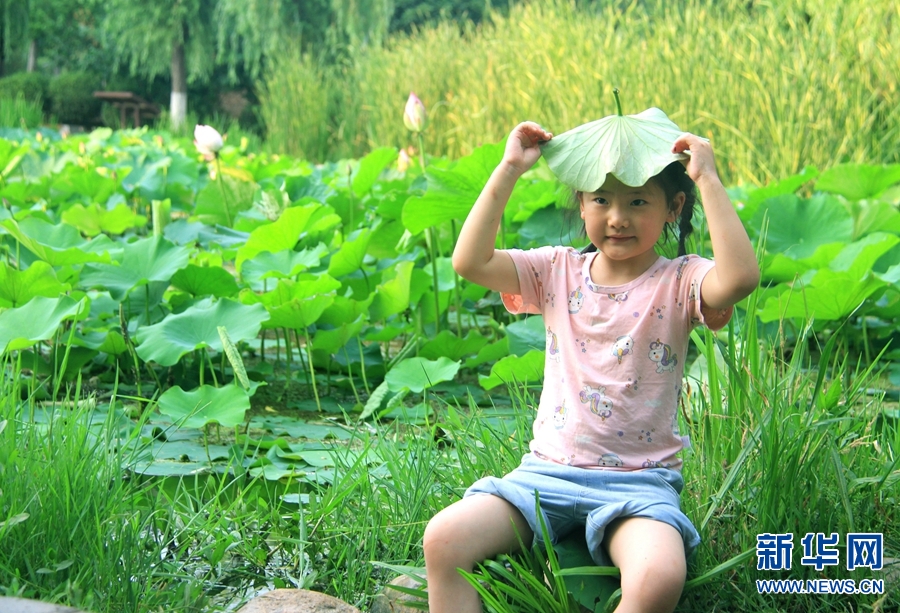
[574,161,697,257]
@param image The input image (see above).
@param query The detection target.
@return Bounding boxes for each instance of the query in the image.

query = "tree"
[101,0,302,128]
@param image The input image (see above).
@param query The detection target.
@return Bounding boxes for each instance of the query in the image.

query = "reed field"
[261,0,900,186]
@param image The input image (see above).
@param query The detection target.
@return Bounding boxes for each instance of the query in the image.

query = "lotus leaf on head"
[540,107,703,191]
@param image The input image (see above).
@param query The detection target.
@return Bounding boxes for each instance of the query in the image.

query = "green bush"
[49,71,102,126]
[0,72,49,110]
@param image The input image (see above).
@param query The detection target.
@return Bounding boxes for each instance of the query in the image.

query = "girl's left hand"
[672,133,719,184]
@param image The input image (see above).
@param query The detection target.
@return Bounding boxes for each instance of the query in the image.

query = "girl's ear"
[578,191,586,219]
[668,191,686,222]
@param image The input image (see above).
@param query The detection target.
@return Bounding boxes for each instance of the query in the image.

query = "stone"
[369,574,428,613]
[235,589,361,613]
[0,597,88,613]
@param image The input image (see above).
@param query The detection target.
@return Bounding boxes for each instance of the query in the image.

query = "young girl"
[424,120,759,613]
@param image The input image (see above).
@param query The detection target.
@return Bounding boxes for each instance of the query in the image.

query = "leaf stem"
[214,155,233,227]
[613,88,623,116]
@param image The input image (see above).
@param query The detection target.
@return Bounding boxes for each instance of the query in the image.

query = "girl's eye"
[593,197,608,206]
[631,199,647,206]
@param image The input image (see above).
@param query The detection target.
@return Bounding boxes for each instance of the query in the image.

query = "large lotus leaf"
[79,235,191,300]
[50,168,118,205]
[828,233,899,281]
[194,173,258,227]
[235,204,341,272]
[318,294,374,327]
[134,299,268,366]
[312,316,366,354]
[369,260,414,322]
[740,166,819,225]
[351,147,398,196]
[241,244,329,283]
[157,384,250,428]
[1,217,116,266]
[401,142,505,235]
[385,356,461,393]
[759,272,885,322]
[0,295,89,354]
[815,163,900,202]
[170,264,240,298]
[540,107,693,191]
[261,295,335,331]
[241,275,340,330]
[751,194,853,259]
[418,329,489,362]
[854,201,900,238]
[479,350,545,390]
[0,261,67,308]
[328,229,372,277]
[61,203,147,237]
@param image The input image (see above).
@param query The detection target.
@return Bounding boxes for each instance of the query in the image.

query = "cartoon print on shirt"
[607,291,628,303]
[546,328,561,362]
[584,275,601,293]
[648,339,678,373]
[551,403,568,429]
[579,384,613,419]
[688,280,700,303]
[642,459,671,469]
[545,292,556,307]
[568,286,585,313]
[624,376,642,393]
[598,453,624,467]
[651,304,666,320]
[610,335,634,363]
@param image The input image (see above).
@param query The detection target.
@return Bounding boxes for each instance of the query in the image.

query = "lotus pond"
[0,127,898,612]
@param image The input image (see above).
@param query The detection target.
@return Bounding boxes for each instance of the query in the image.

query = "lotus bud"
[403,92,427,133]
[194,124,224,157]
[397,149,411,172]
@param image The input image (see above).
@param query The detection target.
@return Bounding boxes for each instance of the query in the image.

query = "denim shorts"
[464,453,700,565]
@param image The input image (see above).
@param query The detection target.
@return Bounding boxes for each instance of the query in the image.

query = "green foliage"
[48,71,102,125]
[0,73,49,109]
[262,0,900,187]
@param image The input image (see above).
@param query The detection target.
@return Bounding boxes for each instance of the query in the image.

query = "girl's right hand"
[503,122,553,175]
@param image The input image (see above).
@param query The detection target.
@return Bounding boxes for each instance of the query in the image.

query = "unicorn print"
[551,403,568,429]
[598,453,624,467]
[546,328,561,362]
[579,384,613,419]
[611,335,634,363]
[568,286,585,313]
[648,339,678,373]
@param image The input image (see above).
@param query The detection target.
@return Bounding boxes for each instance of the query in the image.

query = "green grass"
[1,297,898,611]
[0,95,45,130]
[261,0,900,186]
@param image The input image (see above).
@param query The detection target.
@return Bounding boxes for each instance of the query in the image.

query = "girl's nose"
[608,204,629,228]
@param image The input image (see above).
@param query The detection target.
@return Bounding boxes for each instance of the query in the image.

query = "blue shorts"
[464,453,700,565]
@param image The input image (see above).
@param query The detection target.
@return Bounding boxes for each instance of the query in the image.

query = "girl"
[424,120,759,613]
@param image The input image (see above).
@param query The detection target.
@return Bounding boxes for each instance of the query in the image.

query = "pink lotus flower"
[403,92,427,133]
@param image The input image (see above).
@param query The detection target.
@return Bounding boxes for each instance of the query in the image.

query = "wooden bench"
[93,91,160,128]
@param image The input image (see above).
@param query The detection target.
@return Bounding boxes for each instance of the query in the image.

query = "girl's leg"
[423,494,533,613]
[605,517,687,613]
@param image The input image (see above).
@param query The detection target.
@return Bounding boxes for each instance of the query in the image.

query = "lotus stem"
[214,155,234,228]
[304,326,322,411]
[613,88,623,116]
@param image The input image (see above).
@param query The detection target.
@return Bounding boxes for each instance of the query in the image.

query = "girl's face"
[580,174,684,269]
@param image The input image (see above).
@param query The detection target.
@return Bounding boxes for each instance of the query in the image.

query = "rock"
[235,589,361,613]
[0,597,89,613]
[370,574,428,613]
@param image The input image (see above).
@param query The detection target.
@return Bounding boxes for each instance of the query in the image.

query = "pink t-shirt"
[501,246,732,472]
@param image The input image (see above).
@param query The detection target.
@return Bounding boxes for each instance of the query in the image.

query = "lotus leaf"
[2,217,116,266]
[385,356,461,393]
[157,384,250,428]
[241,245,328,283]
[418,329,489,362]
[235,204,341,272]
[816,163,900,201]
[61,203,147,237]
[134,299,268,366]
[79,235,191,300]
[751,194,853,259]
[194,173,258,227]
[479,349,545,390]
[327,229,372,277]
[540,107,695,191]
[170,264,240,298]
[0,261,67,308]
[0,295,89,354]
[369,260,414,321]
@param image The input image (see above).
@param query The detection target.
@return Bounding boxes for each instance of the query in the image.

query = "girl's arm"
[672,134,760,310]
[452,122,553,294]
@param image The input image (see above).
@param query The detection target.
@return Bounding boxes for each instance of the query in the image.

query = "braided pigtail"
[677,198,696,256]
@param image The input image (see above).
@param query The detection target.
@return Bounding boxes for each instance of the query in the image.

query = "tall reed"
[262,0,900,185]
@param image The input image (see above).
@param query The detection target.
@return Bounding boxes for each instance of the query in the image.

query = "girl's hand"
[672,133,719,184]
[503,122,553,176]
